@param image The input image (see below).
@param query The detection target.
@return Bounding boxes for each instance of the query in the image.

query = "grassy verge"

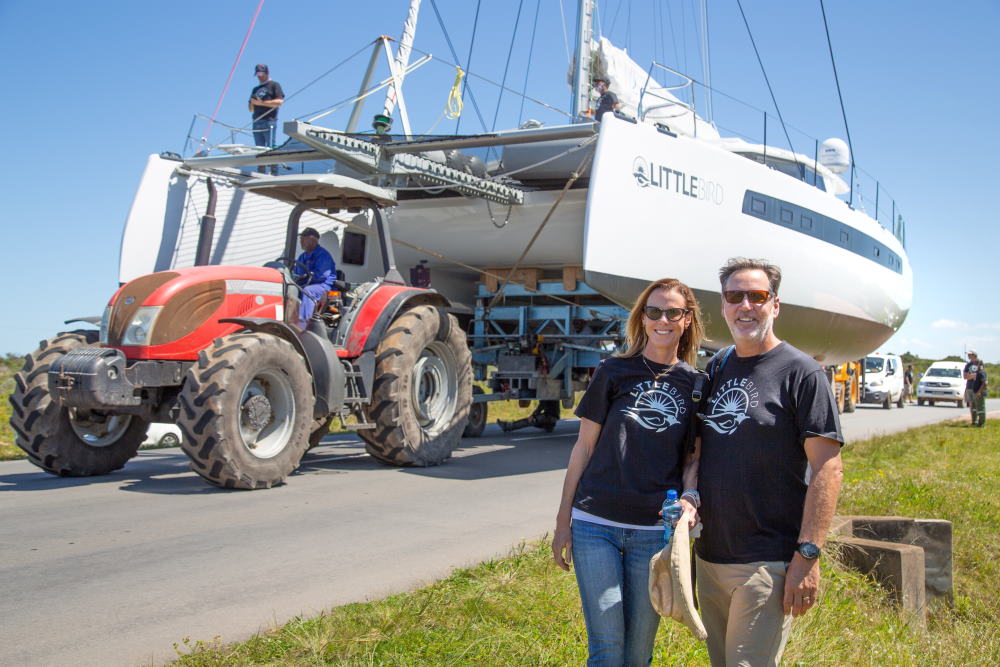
[170,420,1000,665]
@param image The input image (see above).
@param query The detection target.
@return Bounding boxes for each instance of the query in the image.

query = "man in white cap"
[964,349,988,426]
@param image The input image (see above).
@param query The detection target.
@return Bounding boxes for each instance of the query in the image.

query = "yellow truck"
[828,361,861,414]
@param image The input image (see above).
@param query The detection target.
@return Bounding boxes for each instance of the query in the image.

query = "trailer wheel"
[463,386,487,438]
[8,330,149,476]
[177,332,314,489]
[361,306,472,466]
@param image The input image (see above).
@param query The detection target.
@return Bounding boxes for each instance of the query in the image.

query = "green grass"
[0,353,24,459]
[169,420,1000,666]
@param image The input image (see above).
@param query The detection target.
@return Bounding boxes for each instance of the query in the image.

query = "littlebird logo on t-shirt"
[702,377,758,435]
[622,380,686,432]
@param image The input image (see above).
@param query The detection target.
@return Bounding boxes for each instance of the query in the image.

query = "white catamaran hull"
[121,115,910,364]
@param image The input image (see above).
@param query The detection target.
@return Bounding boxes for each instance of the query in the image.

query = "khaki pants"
[695,556,793,667]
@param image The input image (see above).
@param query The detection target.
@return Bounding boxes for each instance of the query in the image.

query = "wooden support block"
[562,266,584,291]
[482,267,540,292]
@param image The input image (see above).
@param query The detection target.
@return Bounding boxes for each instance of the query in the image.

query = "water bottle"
[662,489,682,547]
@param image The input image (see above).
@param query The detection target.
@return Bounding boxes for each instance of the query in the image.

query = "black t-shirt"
[573,355,701,525]
[696,342,843,564]
[964,360,984,390]
[596,91,619,120]
[251,80,285,121]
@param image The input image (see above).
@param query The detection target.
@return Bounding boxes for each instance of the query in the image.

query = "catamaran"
[119,0,911,365]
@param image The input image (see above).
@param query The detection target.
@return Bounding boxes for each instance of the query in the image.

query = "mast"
[383,0,421,123]
[699,0,714,125]
[570,0,595,120]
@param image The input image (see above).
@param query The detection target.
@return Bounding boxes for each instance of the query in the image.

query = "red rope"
[197,0,266,153]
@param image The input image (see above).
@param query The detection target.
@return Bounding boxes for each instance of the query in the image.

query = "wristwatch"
[797,541,821,560]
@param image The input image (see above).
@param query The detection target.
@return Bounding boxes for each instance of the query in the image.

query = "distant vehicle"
[862,353,905,409]
[916,361,966,408]
[143,423,181,448]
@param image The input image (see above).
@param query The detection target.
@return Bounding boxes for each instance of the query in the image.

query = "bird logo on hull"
[633,157,651,188]
[623,380,685,432]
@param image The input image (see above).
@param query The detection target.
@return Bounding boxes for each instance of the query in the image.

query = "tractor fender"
[218,317,346,418]
[340,286,452,358]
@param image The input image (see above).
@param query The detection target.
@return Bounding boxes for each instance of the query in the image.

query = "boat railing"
[639,62,906,248]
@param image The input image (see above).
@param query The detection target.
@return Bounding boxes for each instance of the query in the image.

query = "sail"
[594,37,719,140]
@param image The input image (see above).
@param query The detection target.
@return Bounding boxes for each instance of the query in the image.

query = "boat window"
[927,368,962,378]
[840,230,849,245]
[801,215,813,230]
[780,208,793,225]
[865,357,885,373]
[751,196,767,215]
[342,231,367,266]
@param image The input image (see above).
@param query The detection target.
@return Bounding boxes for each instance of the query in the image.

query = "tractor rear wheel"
[360,306,472,466]
[9,330,149,476]
[177,332,314,489]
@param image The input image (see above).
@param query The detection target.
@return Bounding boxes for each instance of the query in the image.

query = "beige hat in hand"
[648,517,708,640]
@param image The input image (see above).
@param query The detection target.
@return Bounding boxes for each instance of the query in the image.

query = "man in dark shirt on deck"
[249,63,284,175]
[593,77,620,121]
[696,257,844,667]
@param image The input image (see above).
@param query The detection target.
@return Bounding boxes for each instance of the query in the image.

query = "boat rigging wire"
[427,0,489,132]
[558,0,572,67]
[490,0,526,132]
[734,0,804,179]
[517,0,542,125]
[819,0,856,206]
[197,0,265,155]
[456,0,484,134]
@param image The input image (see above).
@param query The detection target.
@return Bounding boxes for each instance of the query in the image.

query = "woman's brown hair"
[615,278,705,366]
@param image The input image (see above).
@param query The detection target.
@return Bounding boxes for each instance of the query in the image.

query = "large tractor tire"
[360,305,472,466]
[177,332,314,489]
[9,330,149,476]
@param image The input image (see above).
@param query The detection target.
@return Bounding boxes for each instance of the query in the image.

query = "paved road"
[2,399,996,666]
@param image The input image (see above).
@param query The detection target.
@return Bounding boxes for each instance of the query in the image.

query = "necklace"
[642,355,678,388]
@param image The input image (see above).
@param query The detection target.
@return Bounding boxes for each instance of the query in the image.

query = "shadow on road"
[1,422,578,493]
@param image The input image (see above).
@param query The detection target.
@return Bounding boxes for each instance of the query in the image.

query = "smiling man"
[695,257,844,667]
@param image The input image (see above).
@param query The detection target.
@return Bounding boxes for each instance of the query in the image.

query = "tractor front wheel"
[9,330,149,476]
[361,306,472,466]
[177,332,314,489]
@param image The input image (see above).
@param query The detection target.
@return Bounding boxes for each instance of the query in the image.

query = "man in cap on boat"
[249,63,285,175]
[593,76,620,121]
[294,227,335,331]
[695,257,844,666]
[964,349,988,426]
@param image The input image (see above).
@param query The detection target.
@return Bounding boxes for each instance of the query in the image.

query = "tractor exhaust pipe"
[194,178,217,266]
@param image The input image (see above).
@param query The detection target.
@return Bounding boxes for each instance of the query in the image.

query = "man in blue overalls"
[294,227,335,330]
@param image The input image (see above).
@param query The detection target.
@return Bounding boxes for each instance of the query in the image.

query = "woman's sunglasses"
[643,306,690,322]
[722,290,773,305]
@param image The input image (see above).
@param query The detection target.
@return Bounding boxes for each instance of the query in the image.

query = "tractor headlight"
[99,306,111,345]
[121,306,163,346]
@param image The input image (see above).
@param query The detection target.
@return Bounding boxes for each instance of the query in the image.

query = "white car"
[143,423,182,447]
[916,361,966,408]
[862,353,905,409]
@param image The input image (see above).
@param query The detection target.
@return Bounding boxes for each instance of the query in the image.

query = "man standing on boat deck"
[593,77,620,121]
[294,227,335,331]
[695,257,844,667]
[249,63,284,175]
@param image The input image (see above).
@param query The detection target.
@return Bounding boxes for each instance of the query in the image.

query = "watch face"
[798,542,821,559]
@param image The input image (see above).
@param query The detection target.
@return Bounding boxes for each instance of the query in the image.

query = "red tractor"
[9,175,472,489]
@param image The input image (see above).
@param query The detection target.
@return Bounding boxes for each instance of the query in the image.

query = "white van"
[862,353,905,409]
[916,361,966,408]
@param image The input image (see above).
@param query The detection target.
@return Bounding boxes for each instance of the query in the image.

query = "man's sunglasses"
[643,306,690,322]
[722,290,773,305]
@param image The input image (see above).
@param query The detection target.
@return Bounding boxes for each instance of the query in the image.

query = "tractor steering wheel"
[274,257,313,287]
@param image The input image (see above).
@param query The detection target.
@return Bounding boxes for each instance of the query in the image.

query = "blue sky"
[1,0,997,362]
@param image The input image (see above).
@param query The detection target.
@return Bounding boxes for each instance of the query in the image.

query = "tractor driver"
[294,227,335,330]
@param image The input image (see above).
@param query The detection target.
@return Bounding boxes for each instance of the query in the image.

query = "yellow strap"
[445,67,465,120]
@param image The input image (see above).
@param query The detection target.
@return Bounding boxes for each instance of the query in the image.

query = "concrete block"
[837,536,927,628]
[836,515,953,602]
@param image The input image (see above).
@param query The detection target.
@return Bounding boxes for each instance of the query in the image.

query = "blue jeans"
[572,519,662,666]
[252,118,278,174]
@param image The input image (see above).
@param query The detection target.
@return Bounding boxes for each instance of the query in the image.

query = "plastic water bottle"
[662,489,682,546]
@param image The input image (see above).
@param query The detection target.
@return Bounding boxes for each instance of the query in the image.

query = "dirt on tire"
[9,330,149,476]
[360,305,472,466]
[177,332,314,489]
